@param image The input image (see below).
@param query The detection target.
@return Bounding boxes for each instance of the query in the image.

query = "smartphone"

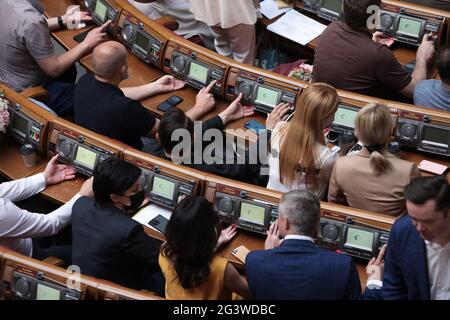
[244,119,266,134]
[157,95,183,112]
[148,214,169,234]
[418,160,448,176]
[231,245,250,263]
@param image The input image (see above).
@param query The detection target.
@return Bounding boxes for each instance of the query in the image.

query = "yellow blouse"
[159,253,232,300]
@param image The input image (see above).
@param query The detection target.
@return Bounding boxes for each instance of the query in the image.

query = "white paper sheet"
[260,0,291,20]
[132,203,172,233]
[267,10,327,45]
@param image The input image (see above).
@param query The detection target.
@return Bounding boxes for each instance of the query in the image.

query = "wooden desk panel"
[0,137,47,180]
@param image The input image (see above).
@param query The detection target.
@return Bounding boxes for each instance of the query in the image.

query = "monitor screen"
[36,284,60,300]
[397,17,422,38]
[94,0,108,22]
[333,106,358,129]
[75,146,97,170]
[188,62,209,84]
[345,227,374,252]
[254,86,279,107]
[422,126,449,146]
[12,114,28,136]
[322,0,342,14]
[239,202,266,226]
[151,176,176,200]
[135,32,150,52]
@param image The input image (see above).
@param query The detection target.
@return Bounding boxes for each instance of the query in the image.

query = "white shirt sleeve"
[0,173,46,202]
[0,193,81,239]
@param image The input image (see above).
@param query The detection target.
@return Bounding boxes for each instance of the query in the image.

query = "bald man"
[74,41,186,150]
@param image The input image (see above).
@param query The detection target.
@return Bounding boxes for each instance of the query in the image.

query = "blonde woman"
[328,103,421,216]
[267,83,340,199]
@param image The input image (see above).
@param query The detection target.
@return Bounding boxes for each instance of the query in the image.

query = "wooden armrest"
[42,256,65,268]
[20,86,49,104]
[156,15,179,31]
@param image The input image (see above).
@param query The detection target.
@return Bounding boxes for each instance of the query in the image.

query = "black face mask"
[123,190,146,211]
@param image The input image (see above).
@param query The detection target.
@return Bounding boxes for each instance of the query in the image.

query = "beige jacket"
[328,149,421,217]
[189,0,260,28]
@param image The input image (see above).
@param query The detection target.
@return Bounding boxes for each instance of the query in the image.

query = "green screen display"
[239,202,266,226]
[345,227,374,252]
[75,146,97,170]
[333,107,358,128]
[422,126,449,145]
[135,32,150,51]
[188,62,209,84]
[95,0,108,21]
[152,176,176,200]
[322,0,342,14]
[255,86,279,107]
[397,17,422,38]
[36,284,60,300]
[13,114,29,136]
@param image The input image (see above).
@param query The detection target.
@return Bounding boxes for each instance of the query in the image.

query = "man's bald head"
[92,41,128,79]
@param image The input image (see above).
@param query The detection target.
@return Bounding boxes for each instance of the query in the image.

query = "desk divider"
[0,246,163,300]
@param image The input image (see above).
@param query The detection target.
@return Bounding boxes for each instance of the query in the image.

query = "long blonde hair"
[355,103,393,175]
[279,83,339,188]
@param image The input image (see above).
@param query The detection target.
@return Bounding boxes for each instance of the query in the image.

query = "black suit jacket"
[143,116,265,185]
[71,197,162,290]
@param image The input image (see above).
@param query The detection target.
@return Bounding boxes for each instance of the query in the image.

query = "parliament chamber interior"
[0,0,449,303]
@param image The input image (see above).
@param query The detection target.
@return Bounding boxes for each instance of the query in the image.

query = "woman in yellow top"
[159,196,249,300]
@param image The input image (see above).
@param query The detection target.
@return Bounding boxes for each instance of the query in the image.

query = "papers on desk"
[260,0,292,20]
[267,10,328,46]
[132,203,172,233]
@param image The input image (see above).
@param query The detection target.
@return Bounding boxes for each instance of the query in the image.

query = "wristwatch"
[58,16,66,29]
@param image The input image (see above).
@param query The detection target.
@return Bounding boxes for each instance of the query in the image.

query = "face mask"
[123,190,145,211]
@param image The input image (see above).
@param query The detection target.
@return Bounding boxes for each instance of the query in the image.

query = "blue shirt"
[414,80,450,111]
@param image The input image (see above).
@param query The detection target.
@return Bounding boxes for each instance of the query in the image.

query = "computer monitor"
[188,61,209,85]
[344,227,374,252]
[11,113,29,138]
[135,32,150,52]
[321,0,342,15]
[333,106,358,129]
[94,0,108,22]
[239,202,267,226]
[422,126,449,146]
[254,86,280,107]
[36,283,61,300]
[74,146,97,170]
[397,17,423,39]
[151,176,176,200]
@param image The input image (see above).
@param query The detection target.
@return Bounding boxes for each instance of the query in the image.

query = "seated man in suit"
[71,158,164,295]
[381,176,450,300]
[245,190,385,300]
[313,0,435,101]
[414,44,450,111]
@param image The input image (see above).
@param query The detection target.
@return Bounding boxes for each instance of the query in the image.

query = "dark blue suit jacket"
[382,214,430,300]
[245,239,363,300]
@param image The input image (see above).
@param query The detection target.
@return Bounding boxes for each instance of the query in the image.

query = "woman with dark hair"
[159,196,249,299]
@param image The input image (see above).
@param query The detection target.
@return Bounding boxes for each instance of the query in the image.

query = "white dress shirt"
[0,173,80,257]
[284,235,315,243]
[267,122,338,199]
[425,240,450,300]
